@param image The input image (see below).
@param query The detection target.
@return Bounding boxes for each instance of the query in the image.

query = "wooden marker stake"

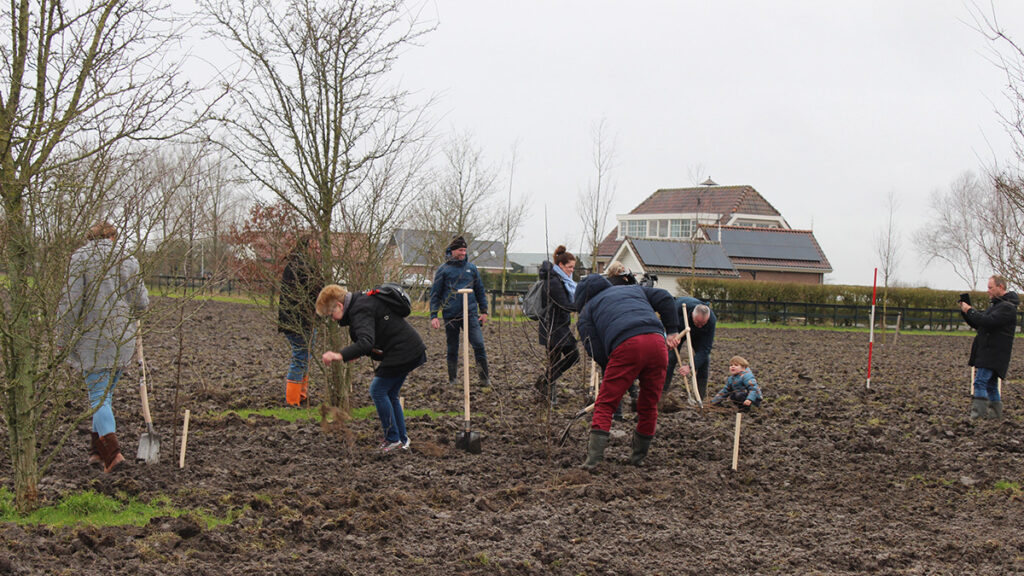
[179,409,190,469]
[731,412,742,471]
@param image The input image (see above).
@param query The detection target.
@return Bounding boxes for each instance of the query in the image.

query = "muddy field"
[2,297,1024,575]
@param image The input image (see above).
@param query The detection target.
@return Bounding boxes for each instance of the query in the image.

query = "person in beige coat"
[58,222,149,473]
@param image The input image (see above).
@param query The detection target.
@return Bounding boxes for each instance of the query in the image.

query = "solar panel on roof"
[718,229,821,262]
[631,239,735,270]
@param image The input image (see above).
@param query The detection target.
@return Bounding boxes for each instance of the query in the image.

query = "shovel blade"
[136,433,160,464]
[454,429,481,454]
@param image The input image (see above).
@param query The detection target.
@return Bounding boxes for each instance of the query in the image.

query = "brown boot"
[97,433,124,473]
[88,432,102,466]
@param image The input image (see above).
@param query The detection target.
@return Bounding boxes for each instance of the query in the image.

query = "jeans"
[370,373,409,444]
[284,330,314,382]
[444,315,487,364]
[973,367,1001,402]
[85,370,122,436]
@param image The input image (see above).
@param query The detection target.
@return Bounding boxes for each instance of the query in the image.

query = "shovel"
[558,361,600,446]
[678,303,704,408]
[135,322,160,463]
[454,288,481,454]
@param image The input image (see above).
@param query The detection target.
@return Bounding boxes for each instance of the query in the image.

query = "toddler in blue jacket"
[712,355,763,411]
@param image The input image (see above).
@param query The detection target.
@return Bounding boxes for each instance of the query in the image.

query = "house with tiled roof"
[389,229,512,285]
[599,184,831,295]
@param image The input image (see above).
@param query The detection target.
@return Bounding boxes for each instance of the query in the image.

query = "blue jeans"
[85,370,122,436]
[370,373,409,444]
[284,331,314,381]
[973,367,1001,402]
[443,316,487,364]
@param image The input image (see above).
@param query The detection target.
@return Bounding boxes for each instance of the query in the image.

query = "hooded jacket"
[335,292,427,375]
[278,249,323,335]
[429,247,488,320]
[574,274,680,368]
[538,260,576,348]
[963,290,1020,378]
[58,238,149,372]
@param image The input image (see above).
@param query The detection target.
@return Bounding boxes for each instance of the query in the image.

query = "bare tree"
[577,119,616,274]
[202,0,432,409]
[914,172,986,290]
[407,132,502,268]
[497,144,529,296]
[0,0,196,512]
[874,191,902,341]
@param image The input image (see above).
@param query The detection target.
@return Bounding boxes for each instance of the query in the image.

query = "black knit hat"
[447,235,467,252]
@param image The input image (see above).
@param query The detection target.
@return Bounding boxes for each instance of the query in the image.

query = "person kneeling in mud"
[711,355,763,412]
[574,274,681,470]
[317,284,426,453]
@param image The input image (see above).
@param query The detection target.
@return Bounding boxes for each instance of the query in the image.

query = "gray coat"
[58,239,149,372]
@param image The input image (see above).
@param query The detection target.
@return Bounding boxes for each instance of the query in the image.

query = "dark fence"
[148,275,271,296]
[710,299,1024,333]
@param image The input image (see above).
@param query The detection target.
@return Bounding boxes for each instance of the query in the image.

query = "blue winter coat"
[713,368,763,404]
[429,250,488,320]
[574,274,680,369]
[677,296,716,369]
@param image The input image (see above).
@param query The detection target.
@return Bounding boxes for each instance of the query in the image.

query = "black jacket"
[963,291,1020,378]
[538,261,576,349]
[336,293,427,375]
[278,251,323,335]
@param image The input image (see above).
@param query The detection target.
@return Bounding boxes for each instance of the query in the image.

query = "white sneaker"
[401,437,411,450]
[379,440,403,453]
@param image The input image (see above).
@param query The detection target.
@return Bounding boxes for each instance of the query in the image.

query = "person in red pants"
[573,274,681,470]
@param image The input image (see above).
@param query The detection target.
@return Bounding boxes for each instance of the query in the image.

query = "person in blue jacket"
[574,274,681,469]
[430,236,490,386]
[665,297,716,401]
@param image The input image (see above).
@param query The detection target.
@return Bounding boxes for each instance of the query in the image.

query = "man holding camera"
[960,275,1020,420]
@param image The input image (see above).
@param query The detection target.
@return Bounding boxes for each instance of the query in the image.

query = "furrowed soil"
[2,297,1024,575]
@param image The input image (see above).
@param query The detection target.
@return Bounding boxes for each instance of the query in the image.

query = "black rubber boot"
[533,374,549,397]
[988,401,1004,420]
[970,397,988,419]
[477,357,490,387]
[629,431,654,466]
[447,360,458,387]
[581,430,610,470]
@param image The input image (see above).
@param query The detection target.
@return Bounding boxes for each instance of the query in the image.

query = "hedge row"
[679,278,978,310]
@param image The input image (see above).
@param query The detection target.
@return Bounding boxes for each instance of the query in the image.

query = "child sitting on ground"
[711,355,763,411]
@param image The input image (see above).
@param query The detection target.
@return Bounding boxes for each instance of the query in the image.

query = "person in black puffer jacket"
[960,275,1021,420]
[318,284,427,453]
[533,246,579,405]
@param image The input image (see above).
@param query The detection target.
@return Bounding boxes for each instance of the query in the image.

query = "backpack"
[522,280,546,321]
[366,282,412,317]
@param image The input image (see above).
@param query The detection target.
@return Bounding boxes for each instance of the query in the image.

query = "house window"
[622,219,646,237]
[670,219,692,238]
[647,219,672,238]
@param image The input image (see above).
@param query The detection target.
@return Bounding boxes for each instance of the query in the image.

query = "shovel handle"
[137,321,154,425]
[459,289,473,424]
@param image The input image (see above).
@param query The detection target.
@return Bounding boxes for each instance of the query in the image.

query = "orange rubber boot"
[300,375,309,402]
[286,379,303,406]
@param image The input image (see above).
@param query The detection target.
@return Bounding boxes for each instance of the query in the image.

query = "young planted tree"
[874,191,902,341]
[202,0,432,409]
[577,119,616,275]
[0,0,195,512]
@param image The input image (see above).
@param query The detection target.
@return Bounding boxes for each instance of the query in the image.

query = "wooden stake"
[680,303,701,406]
[179,409,190,469]
[971,366,975,396]
[590,360,599,400]
[731,412,742,471]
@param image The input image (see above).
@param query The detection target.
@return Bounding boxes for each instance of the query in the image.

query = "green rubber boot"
[988,401,1004,420]
[581,430,610,470]
[629,431,654,466]
[970,397,988,420]
[447,360,458,387]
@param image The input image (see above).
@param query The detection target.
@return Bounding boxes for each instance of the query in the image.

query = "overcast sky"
[385,0,1024,291]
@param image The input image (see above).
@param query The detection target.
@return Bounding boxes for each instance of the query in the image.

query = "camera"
[639,273,658,288]
[958,292,971,305]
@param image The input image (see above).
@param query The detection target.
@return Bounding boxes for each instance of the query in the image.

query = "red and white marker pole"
[866,268,878,390]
